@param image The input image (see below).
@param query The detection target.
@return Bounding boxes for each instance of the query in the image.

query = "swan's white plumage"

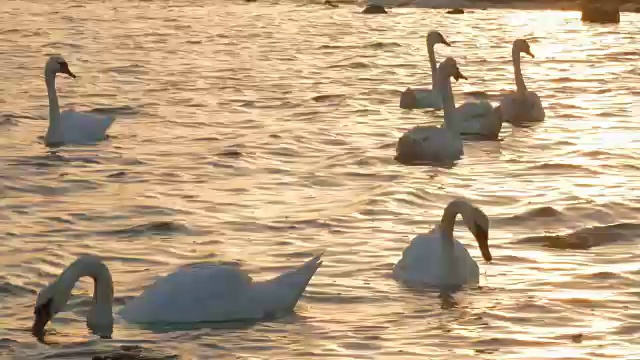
[392,199,491,288]
[396,125,463,164]
[393,227,480,287]
[450,100,502,139]
[50,109,116,144]
[499,39,545,124]
[32,254,323,338]
[44,55,116,145]
[118,254,323,323]
[499,90,545,124]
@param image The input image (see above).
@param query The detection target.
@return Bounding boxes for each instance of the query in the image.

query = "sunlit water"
[1,0,639,359]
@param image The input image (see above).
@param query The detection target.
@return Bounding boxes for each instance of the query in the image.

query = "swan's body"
[32,254,323,338]
[44,56,116,146]
[393,199,492,288]
[441,70,502,139]
[399,31,451,110]
[396,58,467,164]
[499,39,545,124]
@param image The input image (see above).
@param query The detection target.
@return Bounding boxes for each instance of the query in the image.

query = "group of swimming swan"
[397,32,545,164]
[32,199,491,339]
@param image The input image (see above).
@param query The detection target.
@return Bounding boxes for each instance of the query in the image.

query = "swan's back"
[119,255,323,323]
[47,110,116,145]
[395,126,463,164]
[393,228,480,287]
[499,91,545,123]
[119,265,258,323]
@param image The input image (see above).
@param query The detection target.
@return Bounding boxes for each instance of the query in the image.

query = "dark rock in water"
[446,8,465,14]
[362,4,387,14]
[245,0,256,2]
[581,0,620,23]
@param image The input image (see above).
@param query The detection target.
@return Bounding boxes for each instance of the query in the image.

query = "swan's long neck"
[440,200,464,239]
[439,73,456,129]
[512,48,528,96]
[427,41,438,91]
[53,257,114,335]
[45,70,62,141]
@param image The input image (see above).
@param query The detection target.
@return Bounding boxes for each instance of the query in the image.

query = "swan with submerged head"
[395,57,467,164]
[393,199,492,288]
[32,253,323,338]
[498,39,545,124]
[400,31,451,110]
[44,55,116,146]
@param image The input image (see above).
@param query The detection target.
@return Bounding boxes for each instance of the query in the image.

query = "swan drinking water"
[498,39,545,124]
[393,199,492,288]
[44,56,116,146]
[395,57,467,165]
[32,254,323,338]
[399,31,451,110]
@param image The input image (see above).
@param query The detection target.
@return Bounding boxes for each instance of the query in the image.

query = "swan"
[31,253,323,338]
[399,31,451,110]
[393,199,492,288]
[498,39,545,124]
[395,57,467,164]
[44,55,116,146]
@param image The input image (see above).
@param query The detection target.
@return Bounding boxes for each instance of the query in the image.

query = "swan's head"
[514,39,534,58]
[440,57,468,82]
[426,31,451,47]
[461,204,492,262]
[45,55,76,78]
[31,281,70,338]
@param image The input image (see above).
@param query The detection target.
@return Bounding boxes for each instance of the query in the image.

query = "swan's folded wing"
[393,230,447,286]
[59,110,116,143]
[119,265,258,323]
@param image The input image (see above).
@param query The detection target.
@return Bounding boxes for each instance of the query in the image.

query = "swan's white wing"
[396,126,463,164]
[400,88,443,110]
[393,228,480,287]
[499,91,545,123]
[56,110,116,144]
[119,264,259,323]
[453,101,501,139]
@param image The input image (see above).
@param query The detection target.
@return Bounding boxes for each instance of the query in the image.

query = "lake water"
[1,0,639,359]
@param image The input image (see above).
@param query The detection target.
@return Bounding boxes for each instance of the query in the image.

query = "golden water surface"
[1,0,639,359]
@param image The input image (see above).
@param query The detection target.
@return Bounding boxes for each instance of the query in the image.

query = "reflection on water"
[0,0,639,359]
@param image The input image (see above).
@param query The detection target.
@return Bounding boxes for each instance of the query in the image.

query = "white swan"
[498,39,545,124]
[31,253,323,338]
[395,57,466,164]
[393,199,492,288]
[399,31,451,110]
[44,56,116,146]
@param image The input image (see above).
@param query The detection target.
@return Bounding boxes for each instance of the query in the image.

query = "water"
[1,0,639,358]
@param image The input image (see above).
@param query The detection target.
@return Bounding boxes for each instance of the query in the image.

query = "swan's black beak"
[472,223,492,262]
[59,62,76,79]
[525,49,535,58]
[442,39,451,47]
[31,299,52,338]
[454,70,467,81]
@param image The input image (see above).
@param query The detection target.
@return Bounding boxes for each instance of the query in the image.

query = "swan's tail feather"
[264,252,324,311]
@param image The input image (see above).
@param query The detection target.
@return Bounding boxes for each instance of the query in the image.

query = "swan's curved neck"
[427,41,438,90]
[438,73,456,128]
[45,70,63,143]
[439,200,466,239]
[53,257,114,334]
[512,48,528,96]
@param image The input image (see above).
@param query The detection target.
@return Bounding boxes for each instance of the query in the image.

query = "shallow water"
[1,0,639,359]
